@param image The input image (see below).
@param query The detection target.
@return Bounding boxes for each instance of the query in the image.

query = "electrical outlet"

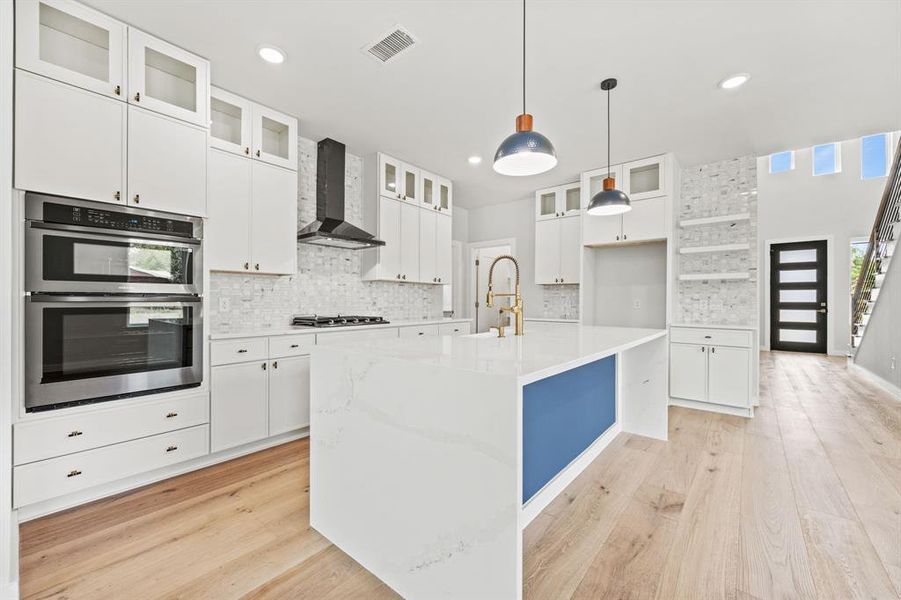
[633,299,641,310]
[891,356,896,371]
[219,297,231,312]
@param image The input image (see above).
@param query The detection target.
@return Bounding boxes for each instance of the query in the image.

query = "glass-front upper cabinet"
[16,0,127,99]
[420,170,437,209]
[379,154,404,199]
[622,155,667,201]
[251,103,298,170]
[535,187,557,220]
[127,28,209,127]
[400,163,420,203]
[535,182,579,220]
[438,177,452,214]
[561,183,581,216]
[209,86,253,157]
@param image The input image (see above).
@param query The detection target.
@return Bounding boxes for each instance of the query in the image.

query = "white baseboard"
[520,422,622,527]
[1,580,17,600]
[669,397,753,418]
[848,361,901,401]
[17,429,309,522]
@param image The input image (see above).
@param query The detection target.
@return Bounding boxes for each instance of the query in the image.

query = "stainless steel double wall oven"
[24,194,204,411]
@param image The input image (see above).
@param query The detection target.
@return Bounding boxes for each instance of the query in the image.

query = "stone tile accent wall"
[539,284,580,320]
[676,156,758,326]
[210,138,443,333]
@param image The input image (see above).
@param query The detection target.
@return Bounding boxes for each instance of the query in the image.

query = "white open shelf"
[679,272,750,281]
[679,213,751,227]
[679,243,750,255]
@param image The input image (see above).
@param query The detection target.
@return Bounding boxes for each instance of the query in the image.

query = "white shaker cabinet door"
[251,103,297,170]
[708,346,751,407]
[534,219,560,284]
[15,70,126,205]
[622,196,666,243]
[16,0,127,99]
[558,215,581,284]
[207,149,252,272]
[127,106,207,216]
[669,343,707,402]
[399,201,420,282]
[250,161,298,275]
[435,213,452,284]
[209,86,253,157]
[210,362,269,453]
[419,209,437,283]
[268,356,311,436]
[377,196,402,280]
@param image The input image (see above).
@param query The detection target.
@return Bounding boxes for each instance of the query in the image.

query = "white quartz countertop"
[314,325,666,384]
[209,317,473,340]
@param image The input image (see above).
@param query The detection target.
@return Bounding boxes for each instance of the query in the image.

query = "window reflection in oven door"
[25,295,203,411]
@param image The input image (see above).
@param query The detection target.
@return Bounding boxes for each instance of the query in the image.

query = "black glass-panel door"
[769,240,828,353]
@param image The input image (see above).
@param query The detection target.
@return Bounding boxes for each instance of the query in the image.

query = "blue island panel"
[522,356,616,503]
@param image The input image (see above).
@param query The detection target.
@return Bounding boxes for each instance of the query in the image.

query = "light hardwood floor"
[19,352,901,599]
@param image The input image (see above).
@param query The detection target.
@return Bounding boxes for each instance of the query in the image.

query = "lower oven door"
[25,295,203,411]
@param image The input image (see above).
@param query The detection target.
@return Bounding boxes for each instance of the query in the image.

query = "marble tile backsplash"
[539,285,580,320]
[209,137,443,333]
[676,156,758,326]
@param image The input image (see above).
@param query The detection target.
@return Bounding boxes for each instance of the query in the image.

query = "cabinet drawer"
[670,327,752,348]
[14,392,209,466]
[269,334,316,358]
[210,338,268,366]
[315,328,399,345]
[438,322,471,336]
[399,324,440,339]
[14,425,209,507]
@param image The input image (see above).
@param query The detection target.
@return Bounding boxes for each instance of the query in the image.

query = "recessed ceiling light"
[468,156,482,165]
[257,45,286,64]
[718,73,750,90]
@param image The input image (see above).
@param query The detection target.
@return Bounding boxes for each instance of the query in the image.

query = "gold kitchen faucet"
[485,255,524,337]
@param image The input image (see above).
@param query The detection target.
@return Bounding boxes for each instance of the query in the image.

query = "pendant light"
[587,78,631,215]
[493,0,557,177]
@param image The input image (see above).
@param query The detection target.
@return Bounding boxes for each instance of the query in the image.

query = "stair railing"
[851,137,901,349]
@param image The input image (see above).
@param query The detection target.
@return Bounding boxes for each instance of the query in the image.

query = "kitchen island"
[310,325,668,600]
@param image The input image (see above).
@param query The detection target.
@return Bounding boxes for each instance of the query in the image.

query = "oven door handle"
[28,294,203,303]
[29,221,202,246]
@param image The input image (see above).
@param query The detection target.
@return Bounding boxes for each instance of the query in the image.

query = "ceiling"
[86,0,901,210]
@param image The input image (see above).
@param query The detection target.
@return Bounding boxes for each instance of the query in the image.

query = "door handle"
[817,308,828,314]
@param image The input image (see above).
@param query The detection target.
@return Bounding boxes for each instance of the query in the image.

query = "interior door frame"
[762,235,834,354]
[467,238,516,332]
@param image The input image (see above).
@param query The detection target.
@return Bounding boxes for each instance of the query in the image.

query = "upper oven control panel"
[42,202,196,238]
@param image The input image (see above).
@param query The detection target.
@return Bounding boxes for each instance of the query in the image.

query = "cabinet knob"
[245,147,250,155]
[402,274,406,280]
[114,191,121,201]
[438,277,442,282]
[114,85,121,96]
[133,194,140,204]
[67,469,82,478]
[262,362,267,370]
[256,150,261,157]
[166,445,178,452]
[623,234,628,240]
[560,278,564,283]
[290,344,299,349]
[616,235,620,241]
[166,412,178,418]
[397,274,401,279]
[704,335,712,339]
[255,263,260,270]
[701,346,705,352]
[711,347,716,354]
[273,361,278,369]
[418,332,424,336]
[134,92,141,102]
[67,430,83,438]
[244,262,250,270]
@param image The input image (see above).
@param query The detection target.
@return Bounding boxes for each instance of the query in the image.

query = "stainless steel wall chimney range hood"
[297,138,385,250]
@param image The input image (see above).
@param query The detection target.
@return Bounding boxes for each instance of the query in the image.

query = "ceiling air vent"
[364,25,417,63]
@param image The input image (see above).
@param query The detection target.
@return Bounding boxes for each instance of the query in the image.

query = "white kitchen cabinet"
[581,166,623,245]
[209,86,252,157]
[535,182,579,220]
[400,163,420,204]
[375,196,402,280]
[438,177,453,214]
[419,209,437,283]
[127,105,207,216]
[398,324,439,339]
[378,153,404,199]
[669,343,707,402]
[211,361,270,453]
[250,161,298,274]
[621,197,667,243]
[622,155,667,201]
[14,70,126,205]
[435,213,452,284]
[127,28,209,127]
[207,149,252,271]
[16,0,127,99]
[269,356,311,436]
[534,214,580,284]
[399,201,420,281]
[708,346,751,407]
[420,170,437,210]
[438,322,471,335]
[206,149,298,274]
[251,103,298,170]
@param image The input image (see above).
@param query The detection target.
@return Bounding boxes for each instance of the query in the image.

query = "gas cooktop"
[291,315,389,328]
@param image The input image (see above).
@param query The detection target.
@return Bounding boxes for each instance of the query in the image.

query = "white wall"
[757,134,897,355]
[1,2,17,597]
[590,242,667,328]
[853,242,901,394]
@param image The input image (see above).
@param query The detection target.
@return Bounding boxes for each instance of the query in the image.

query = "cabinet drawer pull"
[704,335,712,339]
[166,412,178,418]
[134,91,141,102]
[166,445,178,452]
[418,332,424,336]
[67,469,82,478]
[114,84,121,96]
[67,430,83,438]
[290,344,300,348]
[237,349,248,353]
